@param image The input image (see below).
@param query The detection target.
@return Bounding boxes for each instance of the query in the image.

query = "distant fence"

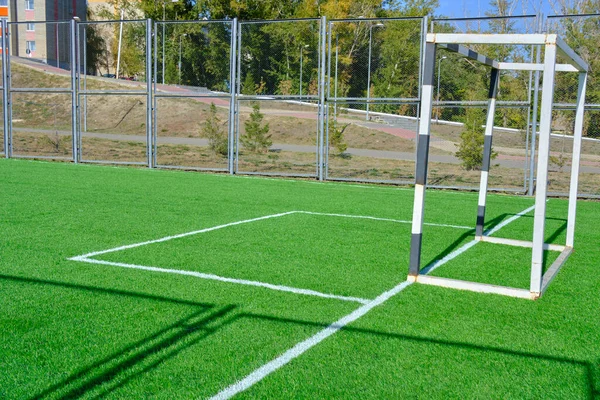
[1,14,599,198]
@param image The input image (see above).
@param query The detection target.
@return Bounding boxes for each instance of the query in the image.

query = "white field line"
[208,202,535,400]
[297,211,473,230]
[71,256,371,305]
[69,210,469,306]
[208,280,413,400]
[73,210,471,261]
[75,211,297,259]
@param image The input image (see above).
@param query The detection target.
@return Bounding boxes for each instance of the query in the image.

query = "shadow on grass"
[0,275,238,400]
[244,312,600,399]
[419,212,507,269]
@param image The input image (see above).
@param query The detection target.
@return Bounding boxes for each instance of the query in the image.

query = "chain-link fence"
[8,21,74,161]
[77,19,151,166]
[0,14,598,197]
[235,18,323,178]
[154,20,234,172]
[325,17,424,184]
[547,14,600,197]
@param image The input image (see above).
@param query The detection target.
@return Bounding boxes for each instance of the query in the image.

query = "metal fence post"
[324,20,333,180]
[70,19,78,163]
[153,21,158,168]
[234,21,242,174]
[318,16,327,181]
[228,18,238,175]
[1,19,8,158]
[146,18,153,168]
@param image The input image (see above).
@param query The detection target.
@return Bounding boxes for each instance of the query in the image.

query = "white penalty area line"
[297,211,472,230]
[76,210,472,260]
[69,256,370,305]
[209,203,535,400]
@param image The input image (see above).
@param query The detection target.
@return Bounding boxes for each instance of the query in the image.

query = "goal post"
[408,33,588,300]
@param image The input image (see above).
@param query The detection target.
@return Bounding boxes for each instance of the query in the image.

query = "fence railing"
[1,14,599,198]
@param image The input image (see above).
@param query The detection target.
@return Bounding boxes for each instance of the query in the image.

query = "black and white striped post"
[408,40,436,278]
[475,67,500,237]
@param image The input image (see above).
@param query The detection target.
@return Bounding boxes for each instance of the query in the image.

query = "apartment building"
[0,0,86,68]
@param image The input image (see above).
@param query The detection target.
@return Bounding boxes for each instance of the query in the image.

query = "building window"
[26,22,34,31]
[26,40,35,53]
[25,0,33,10]
[0,0,8,6]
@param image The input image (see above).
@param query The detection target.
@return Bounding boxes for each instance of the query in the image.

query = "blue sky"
[435,0,554,19]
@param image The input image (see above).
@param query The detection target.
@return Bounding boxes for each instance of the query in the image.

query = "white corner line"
[69,257,371,305]
[208,280,413,400]
[74,211,298,259]
[208,202,537,399]
[297,211,473,230]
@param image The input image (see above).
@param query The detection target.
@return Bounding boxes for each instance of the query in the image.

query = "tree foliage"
[203,102,228,156]
[241,103,272,153]
[455,105,498,170]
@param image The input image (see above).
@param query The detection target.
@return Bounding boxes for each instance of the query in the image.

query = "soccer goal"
[408,33,588,300]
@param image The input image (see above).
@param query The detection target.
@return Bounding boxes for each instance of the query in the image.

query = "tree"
[85,9,108,75]
[455,106,497,170]
[203,102,228,156]
[241,103,272,153]
[329,117,348,156]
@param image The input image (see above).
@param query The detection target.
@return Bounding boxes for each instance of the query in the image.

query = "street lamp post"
[366,23,384,121]
[178,33,186,85]
[436,56,447,123]
[299,44,309,97]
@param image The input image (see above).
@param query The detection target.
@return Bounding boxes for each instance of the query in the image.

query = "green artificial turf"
[1,158,598,399]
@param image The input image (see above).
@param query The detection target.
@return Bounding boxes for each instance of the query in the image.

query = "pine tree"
[241,103,272,153]
[455,107,497,170]
[203,102,228,156]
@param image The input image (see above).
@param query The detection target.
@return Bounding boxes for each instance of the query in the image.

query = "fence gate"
[153,19,236,172]
[325,17,425,185]
[235,18,325,179]
[7,20,76,162]
[76,19,152,166]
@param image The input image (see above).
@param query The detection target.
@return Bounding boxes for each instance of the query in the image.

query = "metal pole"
[116,9,124,79]
[408,40,436,277]
[528,14,543,196]
[530,40,557,296]
[56,23,59,68]
[318,16,326,180]
[1,19,8,157]
[70,19,78,163]
[162,2,165,85]
[566,72,587,247]
[334,33,338,116]
[366,25,372,121]
[436,56,446,123]
[228,18,238,174]
[235,22,242,173]
[153,21,158,167]
[178,33,185,85]
[5,22,11,158]
[325,21,333,180]
[476,68,499,237]
[83,26,87,132]
[75,20,82,161]
[299,46,302,97]
[366,23,384,121]
[146,18,152,168]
